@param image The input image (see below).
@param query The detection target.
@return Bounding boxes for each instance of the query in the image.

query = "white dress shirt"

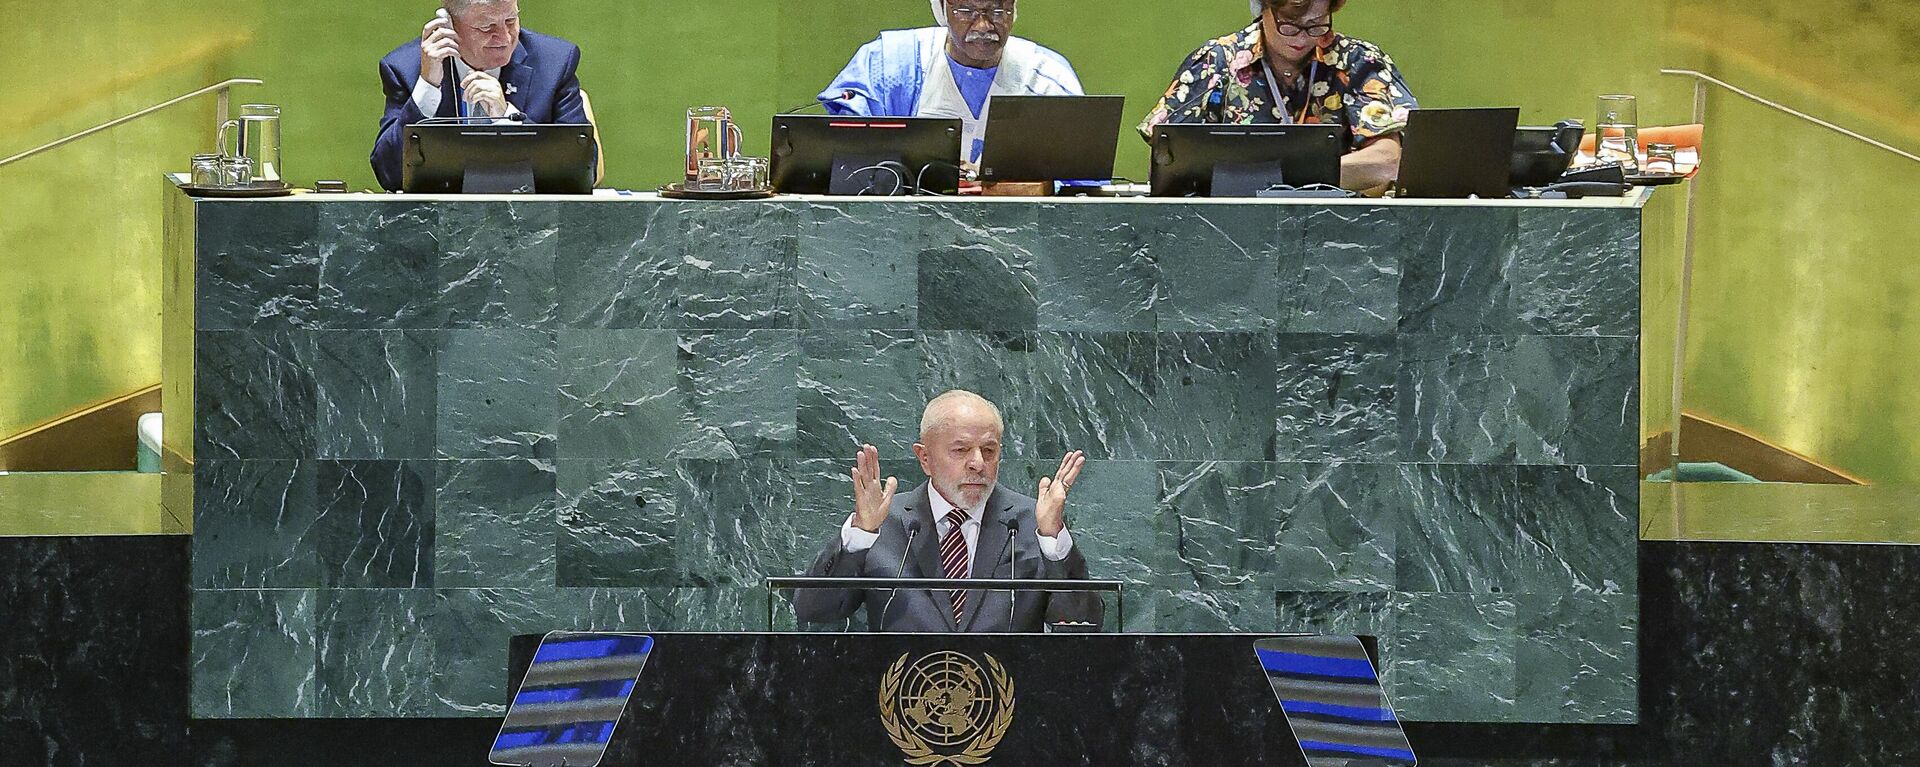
[410,58,505,118]
[841,486,1073,564]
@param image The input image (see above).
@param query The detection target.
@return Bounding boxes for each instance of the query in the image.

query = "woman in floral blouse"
[1139,0,1418,192]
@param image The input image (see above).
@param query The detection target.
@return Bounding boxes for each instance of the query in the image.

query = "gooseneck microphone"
[782,90,856,114]
[1003,518,1020,632]
[877,520,920,629]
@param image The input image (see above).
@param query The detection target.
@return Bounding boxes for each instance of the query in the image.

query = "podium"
[765,576,1125,632]
[503,632,1319,767]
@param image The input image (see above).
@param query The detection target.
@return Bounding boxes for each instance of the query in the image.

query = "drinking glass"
[1594,94,1640,172]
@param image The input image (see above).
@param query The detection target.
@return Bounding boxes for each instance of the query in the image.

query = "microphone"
[1002,518,1020,632]
[783,90,856,114]
[877,520,920,630]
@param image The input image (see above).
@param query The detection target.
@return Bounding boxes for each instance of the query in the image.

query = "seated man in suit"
[793,390,1099,633]
[370,0,591,191]
[817,0,1083,166]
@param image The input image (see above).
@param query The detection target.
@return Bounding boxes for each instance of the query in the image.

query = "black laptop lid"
[1394,107,1521,199]
[977,95,1126,182]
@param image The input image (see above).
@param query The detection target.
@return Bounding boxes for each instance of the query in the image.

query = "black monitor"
[978,95,1125,183]
[1149,123,1342,197]
[769,115,963,195]
[1395,107,1521,199]
[403,123,597,195]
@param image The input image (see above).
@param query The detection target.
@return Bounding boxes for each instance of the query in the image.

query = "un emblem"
[878,651,1015,765]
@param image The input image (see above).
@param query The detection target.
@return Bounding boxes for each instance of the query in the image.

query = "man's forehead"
[462,2,519,21]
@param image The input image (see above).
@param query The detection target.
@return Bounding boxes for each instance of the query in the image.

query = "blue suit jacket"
[370,29,589,191]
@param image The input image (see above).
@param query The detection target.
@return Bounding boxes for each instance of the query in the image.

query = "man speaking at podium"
[370,0,591,191]
[793,391,1101,632]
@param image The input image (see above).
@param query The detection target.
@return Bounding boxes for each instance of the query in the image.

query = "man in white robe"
[817,0,1083,165]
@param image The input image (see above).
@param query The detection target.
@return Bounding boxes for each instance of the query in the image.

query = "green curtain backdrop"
[3,0,1918,488]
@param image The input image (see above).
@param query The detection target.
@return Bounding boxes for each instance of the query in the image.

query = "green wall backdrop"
[4,0,1918,489]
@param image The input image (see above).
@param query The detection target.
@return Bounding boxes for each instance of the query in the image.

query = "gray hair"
[919,390,1005,440]
[443,0,512,19]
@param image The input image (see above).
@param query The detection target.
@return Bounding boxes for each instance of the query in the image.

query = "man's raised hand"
[849,444,896,533]
[1035,450,1085,537]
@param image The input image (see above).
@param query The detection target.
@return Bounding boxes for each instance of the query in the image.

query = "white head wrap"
[932,0,949,26]
[1251,0,1265,16]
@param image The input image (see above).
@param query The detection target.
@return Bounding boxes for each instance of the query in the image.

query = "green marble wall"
[179,194,1643,723]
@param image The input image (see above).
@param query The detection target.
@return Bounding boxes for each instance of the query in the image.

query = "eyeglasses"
[949,6,1016,24]
[1273,20,1332,36]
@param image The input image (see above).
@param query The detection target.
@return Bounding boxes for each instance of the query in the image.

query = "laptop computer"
[1394,107,1521,199]
[1149,123,1343,197]
[1255,635,1417,767]
[978,95,1126,183]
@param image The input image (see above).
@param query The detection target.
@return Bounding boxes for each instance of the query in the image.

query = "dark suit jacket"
[370,29,590,191]
[792,481,1102,632]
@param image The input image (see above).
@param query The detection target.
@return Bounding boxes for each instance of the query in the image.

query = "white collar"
[453,57,504,81]
[928,484,989,525]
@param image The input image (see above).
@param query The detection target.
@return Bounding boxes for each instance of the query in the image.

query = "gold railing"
[1657,68,1920,469]
[0,78,262,170]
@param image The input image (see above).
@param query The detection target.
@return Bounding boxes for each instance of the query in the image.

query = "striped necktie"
[939,508,971,625]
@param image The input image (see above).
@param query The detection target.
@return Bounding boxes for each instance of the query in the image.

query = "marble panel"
[312,460,434,589]
[1275,333,1399,462]
[1151,332,1279,461]
[0,537,190,765]
[192,460,319,588]
[557,201,682,329]
[1031,332,1159,460]
[1397,334,1523,464]
[1398,207,1520,335]
[1391,464,1522,594]
[195,330,317,460]
[1281,205,1403,334]
[435,329,558,459]
[196,202,319,330]
[1157,461,1396,592]
[796,330,923,458]
[1151,203,1286,332]
[1389,591,1519,722]
[1513,208,1640,337]
[1510,335,1639,466]
[674,459,836,588]
[1118,589,1278,633]
[677,201,797,328]
[436,459,558,589]
[557,329,681,460]
[436,201,559,329]
[556,459,679,588]
[676,330,798,459]
[795,202,919,328]
[916,203,1040,331]
[192,589,317,718]
[1512,465,1639,595]
[314,202,437,329]
[312,330,437,460]
[1033,203,1157,331]
[1514,593,1638,724]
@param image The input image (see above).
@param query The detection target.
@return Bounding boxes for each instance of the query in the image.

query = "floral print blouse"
[1138,21,1418,150]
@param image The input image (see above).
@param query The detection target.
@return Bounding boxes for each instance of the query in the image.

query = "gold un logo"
[878,651,1015,766]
